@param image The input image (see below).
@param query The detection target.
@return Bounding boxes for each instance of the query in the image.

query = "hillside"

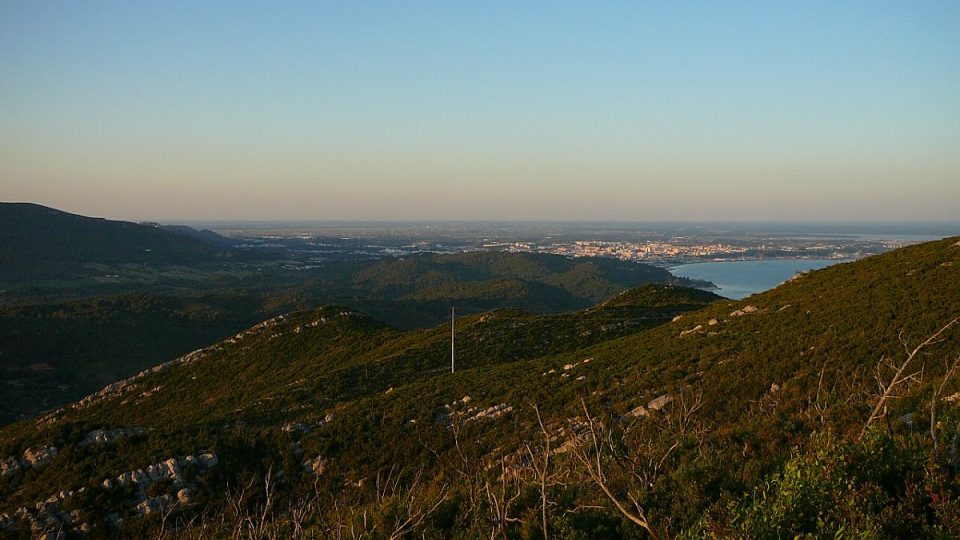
[0,293,313,426]
[0,203,231,282]
[0,229,689,425]
[0,205,704,309]
[0,239,957,538]
[313,250,700,328]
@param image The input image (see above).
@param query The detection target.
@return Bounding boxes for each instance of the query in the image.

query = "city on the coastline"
[200,222,937,268]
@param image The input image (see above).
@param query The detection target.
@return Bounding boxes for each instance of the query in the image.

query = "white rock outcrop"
[467,403,514,422]
[80,428,146,446]
[729,305,759,317]
[628,405,649,418]
[22,446,58,468]
[647,394,673,412]
[0,446,58,478]
[679,325,703,337]
[103,453,217,490]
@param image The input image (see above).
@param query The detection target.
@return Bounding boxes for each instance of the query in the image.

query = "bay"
[670,259,851,300]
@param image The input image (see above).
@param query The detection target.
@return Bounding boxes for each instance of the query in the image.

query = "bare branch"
[574,397,662,540]
[861,316,960,440]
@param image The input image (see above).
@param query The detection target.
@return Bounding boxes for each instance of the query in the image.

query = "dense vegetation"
[1,206,699,426]
[0,293,311,425]
[0,237,957,538]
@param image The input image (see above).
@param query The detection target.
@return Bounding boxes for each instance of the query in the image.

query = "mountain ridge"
[0,203,231,282]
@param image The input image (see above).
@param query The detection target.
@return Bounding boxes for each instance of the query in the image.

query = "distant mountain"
[0,203,229,282]
[155,224,235,249]
[1,238,957,537]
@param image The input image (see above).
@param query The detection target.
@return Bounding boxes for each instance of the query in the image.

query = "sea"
[670,259,851,300]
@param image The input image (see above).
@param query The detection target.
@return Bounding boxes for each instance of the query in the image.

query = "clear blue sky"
[1,1,958,221]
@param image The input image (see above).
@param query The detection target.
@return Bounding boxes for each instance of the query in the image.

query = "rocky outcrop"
[647,394,673,411]
[22,446,58,468]
[629,394,673,418]
[0,487,88,536]
[439,397,514,426]
[467,403,514,422]
[96,454,215,522]
[293,317,327,334]
[229,314,287,342]
[0,445,58,478]
[679,324,703,337]
[101,453,217,490]
[0,452,222,532]
[80,427,147,446]
[729,305,759,317]
[628,405,649,418]
[545,358,592,376]
[65,345,219,417]
[43,314,302,425]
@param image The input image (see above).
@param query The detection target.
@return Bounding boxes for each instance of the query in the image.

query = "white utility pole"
[450,307,456,373]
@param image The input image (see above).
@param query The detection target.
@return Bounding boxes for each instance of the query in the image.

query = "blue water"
[670,259,850,300]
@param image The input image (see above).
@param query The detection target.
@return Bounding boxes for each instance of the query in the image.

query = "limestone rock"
[80,427,146,446]
[628,405,649,418]
[22,446,58,468]
[680,325,703,337]
[647,394,673,412]
[105,452,218,490]
[729,305,759,317]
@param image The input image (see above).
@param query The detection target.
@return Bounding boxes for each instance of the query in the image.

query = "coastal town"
[210,222,935,268]
[477,237,915,265]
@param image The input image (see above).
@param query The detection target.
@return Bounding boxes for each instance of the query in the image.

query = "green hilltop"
[0,238,958,538]
[1,207,702,426]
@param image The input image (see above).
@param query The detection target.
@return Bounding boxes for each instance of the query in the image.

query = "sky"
[1,1,958,222]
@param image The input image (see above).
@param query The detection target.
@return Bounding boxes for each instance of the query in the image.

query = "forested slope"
[0,238,957,538]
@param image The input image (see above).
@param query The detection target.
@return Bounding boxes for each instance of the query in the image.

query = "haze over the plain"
[1,1,958,222]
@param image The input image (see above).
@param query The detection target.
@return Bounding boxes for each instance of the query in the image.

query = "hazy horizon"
[6,202,960,232]
[2,2,958,221]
